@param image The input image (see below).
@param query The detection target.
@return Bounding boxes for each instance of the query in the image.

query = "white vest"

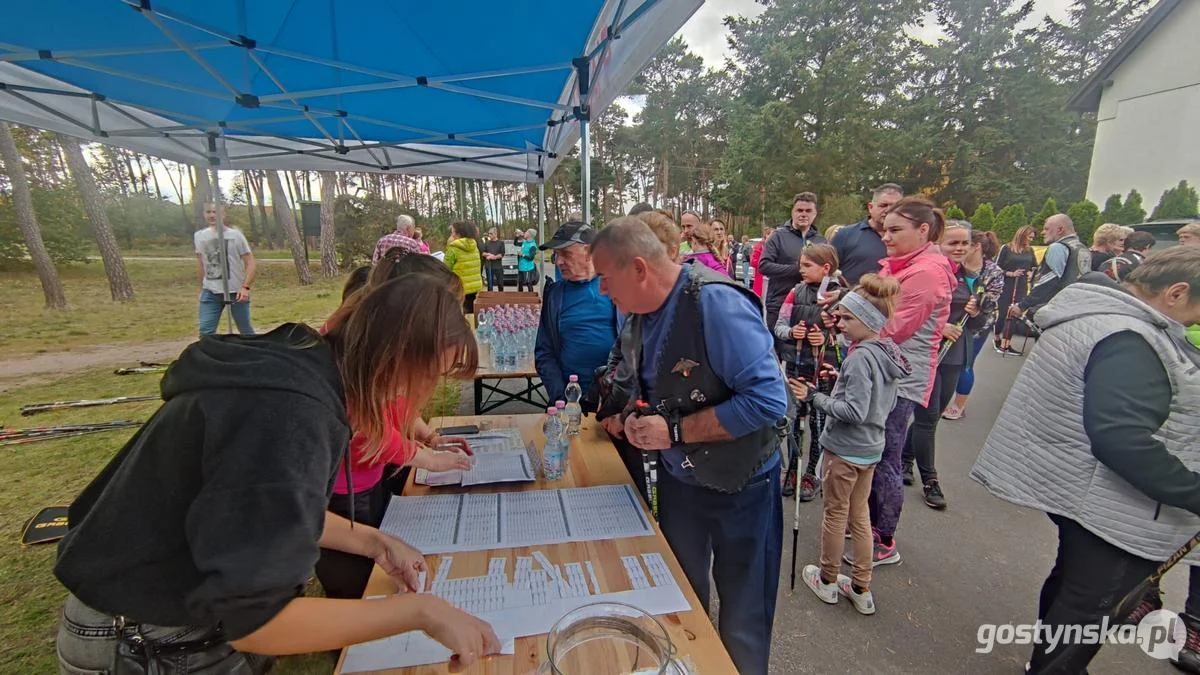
[971,281,1200,562]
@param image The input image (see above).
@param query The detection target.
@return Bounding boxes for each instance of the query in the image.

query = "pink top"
[333,397,418,495]
[684,250,729,276]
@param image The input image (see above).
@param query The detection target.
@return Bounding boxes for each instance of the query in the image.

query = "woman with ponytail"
[859,197,955,565]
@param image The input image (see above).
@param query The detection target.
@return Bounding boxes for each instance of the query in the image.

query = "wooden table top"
[334,414,736,675]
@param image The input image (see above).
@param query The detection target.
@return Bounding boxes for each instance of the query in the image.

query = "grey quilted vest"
[971,281,1200,563]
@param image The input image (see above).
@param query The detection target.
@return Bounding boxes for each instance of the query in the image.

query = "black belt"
[115,616,226,659]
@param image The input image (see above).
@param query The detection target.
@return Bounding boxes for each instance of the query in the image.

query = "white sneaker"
[836,574,876,615]
[801,565,837,604]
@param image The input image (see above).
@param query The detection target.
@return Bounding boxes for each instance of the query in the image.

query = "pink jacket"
[684,250,730,276]
[879,243,956,406]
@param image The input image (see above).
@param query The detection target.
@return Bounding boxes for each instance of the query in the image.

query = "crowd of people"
[51,190,1200,675]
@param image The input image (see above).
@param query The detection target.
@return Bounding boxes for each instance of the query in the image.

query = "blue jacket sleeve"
[698,284,789,437]
[534,283,567,402]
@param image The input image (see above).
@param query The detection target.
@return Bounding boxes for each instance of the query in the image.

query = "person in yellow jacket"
[444,220,484,313]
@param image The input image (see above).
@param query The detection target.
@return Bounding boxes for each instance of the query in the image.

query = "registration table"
[334,414,737,675]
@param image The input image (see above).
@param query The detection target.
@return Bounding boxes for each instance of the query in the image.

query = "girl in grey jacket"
[789,274,911,616]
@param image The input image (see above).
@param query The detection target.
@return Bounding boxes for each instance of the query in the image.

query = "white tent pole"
[538,181,546,281]
[580,117,591,226]
[210,166,232,334]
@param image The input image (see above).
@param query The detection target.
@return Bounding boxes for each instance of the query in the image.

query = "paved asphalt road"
[465,345,1192,674]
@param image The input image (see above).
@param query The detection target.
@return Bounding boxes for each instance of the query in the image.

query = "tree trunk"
[318,171,338,276]
[191,166,211,231]
[249,171,276,249]
[60,135,135,301]
[266,170,312,284]
[0,122,67,308]
[243,171,258,242]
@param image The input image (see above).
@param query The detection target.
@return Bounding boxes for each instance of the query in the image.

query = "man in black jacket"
[760,192,826,329]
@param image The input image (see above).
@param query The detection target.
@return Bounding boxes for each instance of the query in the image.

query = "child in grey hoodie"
[788,273,911,615]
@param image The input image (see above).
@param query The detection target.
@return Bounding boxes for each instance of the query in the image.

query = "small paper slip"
[414,427,533,486]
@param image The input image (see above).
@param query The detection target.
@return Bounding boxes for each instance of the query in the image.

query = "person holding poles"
[194,203,256,336]
[791,273,910,615]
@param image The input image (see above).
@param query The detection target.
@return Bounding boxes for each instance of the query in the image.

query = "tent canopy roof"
[0,0,700,182]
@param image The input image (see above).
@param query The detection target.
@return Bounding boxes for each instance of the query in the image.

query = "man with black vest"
[591,217,789,675]
[1009,213,1091,322]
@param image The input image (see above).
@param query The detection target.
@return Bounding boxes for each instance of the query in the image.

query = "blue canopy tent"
[0,0,703,229]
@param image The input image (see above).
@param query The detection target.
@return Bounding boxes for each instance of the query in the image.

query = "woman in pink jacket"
[862,197,955,566]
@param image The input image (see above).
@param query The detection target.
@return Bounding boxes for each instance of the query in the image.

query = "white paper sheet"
[378,485,654,554]
[414,427,533,487]
[341,551,690,673]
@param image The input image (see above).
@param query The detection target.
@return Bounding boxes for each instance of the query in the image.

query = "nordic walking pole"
[790,465,801,591]
[938,285,987,366]
[999,271,1021,352]
[1039,528,1200,671]
[633,401,658,521]
[20,395,158,416]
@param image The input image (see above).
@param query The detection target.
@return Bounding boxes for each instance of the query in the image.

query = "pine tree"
[1066,199,1101,245]
[0,122,67,308]
[1031,197,1059,228]
[60,135,135,301]
[1150,180,1199,220]
[1099,194,1124,225]
[971,203,996,232]
[1120,189,1146,225]
[994,203,1028,245]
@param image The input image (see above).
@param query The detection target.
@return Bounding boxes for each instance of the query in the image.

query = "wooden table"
[472,345,548,415]
[334,414,736,675]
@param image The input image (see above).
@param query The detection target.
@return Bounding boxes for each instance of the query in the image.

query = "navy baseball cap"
[539,221,595,250]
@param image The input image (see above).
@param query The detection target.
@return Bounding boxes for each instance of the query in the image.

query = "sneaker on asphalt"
[902,463,915,486]
[782,469,797,498]
[1174,625,1200,674]
[843,536,901,567]
[1003,346,1023,356]
[923,480,948,510]
[799,473,819,502]
[941,405,964,420]
[836,574,876,615]
[801,565,838,604]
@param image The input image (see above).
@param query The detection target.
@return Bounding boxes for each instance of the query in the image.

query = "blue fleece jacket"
[639,265,788,483]
[535,276,618,402]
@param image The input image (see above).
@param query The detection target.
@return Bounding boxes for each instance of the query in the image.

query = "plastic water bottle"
[542,407,567,479]
[564,375,583,436]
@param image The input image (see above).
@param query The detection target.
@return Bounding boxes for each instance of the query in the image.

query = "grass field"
[0,259,346,359]
[0,259,464,673]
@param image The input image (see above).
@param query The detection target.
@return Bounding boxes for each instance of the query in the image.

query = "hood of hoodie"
[448,237,479,255]
[161,323,347,423]
[855,337,912,381]
[1037,273,1200,369]
[885,242,957,290]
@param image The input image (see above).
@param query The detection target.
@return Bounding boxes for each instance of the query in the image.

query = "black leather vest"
[637,263,788,493]
[1040,234,1092,287]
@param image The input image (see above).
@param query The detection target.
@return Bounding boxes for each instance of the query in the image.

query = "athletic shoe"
[782,469,797,498]
[902,463,915,486]
[941,405,964,420]
[1174,620,1200,674]
[1003,346,1023,357]
[923,481,948,510]
[801,565,837,604]
[843,533,901,567]
[799,473,820,502]
[836,574,876,615]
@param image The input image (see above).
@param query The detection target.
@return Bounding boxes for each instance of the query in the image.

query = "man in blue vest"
[591,216,789,675]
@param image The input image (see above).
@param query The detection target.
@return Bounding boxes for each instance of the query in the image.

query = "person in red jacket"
[751,225,775,298]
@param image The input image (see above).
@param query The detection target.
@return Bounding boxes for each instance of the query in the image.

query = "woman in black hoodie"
[54,276,500,673]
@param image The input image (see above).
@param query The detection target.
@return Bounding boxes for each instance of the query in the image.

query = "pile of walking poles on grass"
[1,362,169,446]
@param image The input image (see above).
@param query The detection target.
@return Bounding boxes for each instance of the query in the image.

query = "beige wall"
[1085,0,1200,208]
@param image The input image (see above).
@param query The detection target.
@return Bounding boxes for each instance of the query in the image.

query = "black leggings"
[314,482,390,600]
[804,379,832,476]
[901,362,961,485]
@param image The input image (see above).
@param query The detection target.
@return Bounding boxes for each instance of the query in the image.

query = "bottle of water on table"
[564,375,583,436]
[542,407,567,480]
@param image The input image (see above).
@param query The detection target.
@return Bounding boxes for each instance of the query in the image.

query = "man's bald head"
[589,216,671,269]
[1043,213,1075,244]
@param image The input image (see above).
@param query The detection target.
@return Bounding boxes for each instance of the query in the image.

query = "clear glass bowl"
[537,602,689,675]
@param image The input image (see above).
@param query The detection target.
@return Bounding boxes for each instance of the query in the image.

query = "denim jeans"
[658,460,782,675]
[198,289,254,337]
[56,594,273,674]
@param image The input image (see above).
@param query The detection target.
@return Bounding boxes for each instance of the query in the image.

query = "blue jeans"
[956,332,988,395]
[741,261,752,289]
[198,289,254,336]
[658,460,782,675]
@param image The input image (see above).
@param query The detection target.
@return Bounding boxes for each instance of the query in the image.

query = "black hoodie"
[55,324,350,640]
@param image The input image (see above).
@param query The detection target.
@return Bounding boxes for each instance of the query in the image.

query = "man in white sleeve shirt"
[194,203,256,336]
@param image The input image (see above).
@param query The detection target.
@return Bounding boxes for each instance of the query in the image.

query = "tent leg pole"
[580,117,591,226]
[538,182,546,283]
[210,167,232,335]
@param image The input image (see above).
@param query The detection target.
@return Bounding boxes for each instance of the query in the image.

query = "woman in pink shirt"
[683,219,731,275]
[316,250,474,599]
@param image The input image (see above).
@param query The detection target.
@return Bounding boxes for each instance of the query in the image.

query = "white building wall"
[1084,0,1200,209]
